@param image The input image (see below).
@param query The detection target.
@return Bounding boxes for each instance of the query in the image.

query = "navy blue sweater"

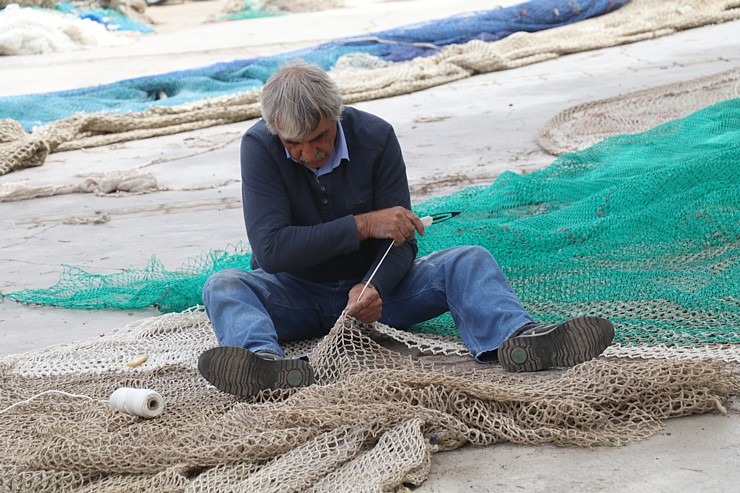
[240,106,417,296]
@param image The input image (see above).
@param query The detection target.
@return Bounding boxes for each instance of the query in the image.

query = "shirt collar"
[284,120,350,177]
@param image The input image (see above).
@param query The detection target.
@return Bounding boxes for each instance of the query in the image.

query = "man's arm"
[354,124,420,298]
[345,125,421,323]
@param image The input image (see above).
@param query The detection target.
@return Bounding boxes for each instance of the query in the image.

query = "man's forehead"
[280,116,334,143]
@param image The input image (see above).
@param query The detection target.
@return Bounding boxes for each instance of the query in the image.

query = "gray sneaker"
[497,316,614,372]
[198,346,315,396]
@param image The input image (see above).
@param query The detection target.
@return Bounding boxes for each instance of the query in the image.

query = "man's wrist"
[354,214,368,241]
[363,281,381,298]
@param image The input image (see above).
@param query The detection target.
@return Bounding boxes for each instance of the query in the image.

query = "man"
[197,60,614,396]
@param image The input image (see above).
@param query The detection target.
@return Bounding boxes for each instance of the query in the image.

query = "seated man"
[197,60,614,396]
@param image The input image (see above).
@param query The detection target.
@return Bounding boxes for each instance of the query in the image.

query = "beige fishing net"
[1,308,738,492]
[0,0,54,7]
[2,0,739,176]
[0,119,49,176]
[538,67,740,155]
[0,169,159,202]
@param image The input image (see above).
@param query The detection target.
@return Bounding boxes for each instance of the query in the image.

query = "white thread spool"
[109,388,164,419]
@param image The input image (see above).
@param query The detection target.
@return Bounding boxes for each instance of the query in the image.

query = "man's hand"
[355,206,425,246]
[346,283,382,323]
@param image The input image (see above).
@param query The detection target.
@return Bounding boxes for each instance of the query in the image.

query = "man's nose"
[300,143,317,160]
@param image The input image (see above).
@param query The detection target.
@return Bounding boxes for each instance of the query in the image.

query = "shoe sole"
[498,317,614,372]
[198,346,314,396]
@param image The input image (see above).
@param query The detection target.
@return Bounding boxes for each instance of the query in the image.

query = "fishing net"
[538,67,740,155]
[3,0,740,175]
[220,0,343,21]
[1,308,738,492]
[0,119,49,176]
[5,0,633,129]
[0,0,54,7]
[2,8,739,488]
[5,97,739,356]
[55,1,154,34]
[0,0,626,131]
[0,3,134,56]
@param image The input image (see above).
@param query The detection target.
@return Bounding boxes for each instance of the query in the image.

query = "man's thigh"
[266,272,356,341]
[379,250,456,328]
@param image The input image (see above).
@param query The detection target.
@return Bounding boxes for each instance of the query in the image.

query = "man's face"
[278,115,337,169]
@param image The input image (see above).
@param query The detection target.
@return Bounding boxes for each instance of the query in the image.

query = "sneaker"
[198,346,315,396]
[497,316,614,372]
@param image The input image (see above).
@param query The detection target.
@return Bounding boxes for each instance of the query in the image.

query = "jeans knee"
[202,269,247,303]
[456,245,497,266]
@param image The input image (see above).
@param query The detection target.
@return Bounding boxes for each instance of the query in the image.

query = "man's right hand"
[355,207,425,246]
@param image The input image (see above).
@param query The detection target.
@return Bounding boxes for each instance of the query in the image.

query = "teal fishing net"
[5,98,739,348]
[218,0,285,22]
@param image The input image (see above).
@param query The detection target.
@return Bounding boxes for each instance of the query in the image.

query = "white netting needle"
[357,240,394,302]
[356,216,433,302]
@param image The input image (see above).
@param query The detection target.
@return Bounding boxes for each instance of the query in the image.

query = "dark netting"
[5,98,739,349]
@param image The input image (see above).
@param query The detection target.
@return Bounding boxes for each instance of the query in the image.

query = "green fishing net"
[218,0,285,22]
[5,99,739,348]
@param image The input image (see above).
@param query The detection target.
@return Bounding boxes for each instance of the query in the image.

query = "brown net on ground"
[2,309,738,492]
[2,0,739,176]
[0,0,54,6]
[0,119,49,176]
[538,68,740,155]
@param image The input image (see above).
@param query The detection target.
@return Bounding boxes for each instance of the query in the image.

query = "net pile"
[55,1,154,34]
[1,309,738,492]
[3,0,740,175]
[0,168,159,202]
[0,0,54,7]
[0,4,132,56]
[538,68,740,155]
[411,98,740,358]
[0,119,49,176]
[220,0,344,20]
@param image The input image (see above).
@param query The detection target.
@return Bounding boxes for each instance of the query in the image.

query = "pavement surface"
[1,1,739,491]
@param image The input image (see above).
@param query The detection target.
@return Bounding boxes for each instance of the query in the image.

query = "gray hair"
[260,60,343,139]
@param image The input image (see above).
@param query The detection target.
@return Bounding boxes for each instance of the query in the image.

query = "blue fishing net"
[54,2,154,33]
[0,0,628,131]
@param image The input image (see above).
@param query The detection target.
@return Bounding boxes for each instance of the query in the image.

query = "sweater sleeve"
[360,125,417,297]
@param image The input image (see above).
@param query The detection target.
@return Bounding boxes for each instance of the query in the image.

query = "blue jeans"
[202,246,533,361]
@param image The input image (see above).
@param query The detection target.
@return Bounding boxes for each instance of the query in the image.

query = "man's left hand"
[346,283,382,323]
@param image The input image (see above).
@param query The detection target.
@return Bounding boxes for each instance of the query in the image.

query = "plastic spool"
[108,388,164,419]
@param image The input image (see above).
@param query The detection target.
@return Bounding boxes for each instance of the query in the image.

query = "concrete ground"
[1,1,738,490]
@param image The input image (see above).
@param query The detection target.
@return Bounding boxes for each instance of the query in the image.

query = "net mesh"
[6,97,739,352]
[0,0,54,6]
[538,68,740,155]
[409,98,740,349]
[220,0,344,20]
[2,0,739,175]
[2,309,738,492]
[0,3,137,57]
